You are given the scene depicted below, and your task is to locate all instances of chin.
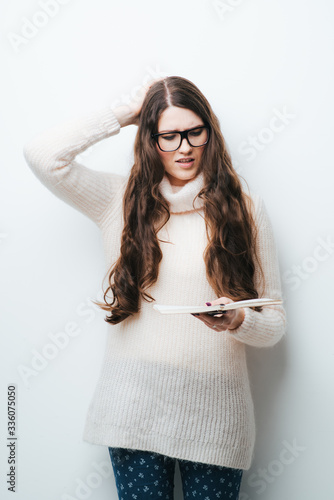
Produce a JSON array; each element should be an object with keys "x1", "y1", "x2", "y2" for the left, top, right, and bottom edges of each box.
[{"x1": 168, "y1": 170, "x2": 198, "y2": 187}]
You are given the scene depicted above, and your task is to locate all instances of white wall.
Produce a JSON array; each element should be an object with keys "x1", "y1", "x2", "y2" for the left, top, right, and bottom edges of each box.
[{"x1": 1, "y1": 0, "x2": 333, "y2": 498}]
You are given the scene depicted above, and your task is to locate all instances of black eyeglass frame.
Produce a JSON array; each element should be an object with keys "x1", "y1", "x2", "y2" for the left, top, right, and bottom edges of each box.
[{"x1": 151, "y1": 124, "x2": 210, "y2": 152}]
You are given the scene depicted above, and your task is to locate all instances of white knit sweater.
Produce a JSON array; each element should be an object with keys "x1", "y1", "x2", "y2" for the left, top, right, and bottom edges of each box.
[{"x1": 23, "y1": 105, "x2": 286, "y2": 470}]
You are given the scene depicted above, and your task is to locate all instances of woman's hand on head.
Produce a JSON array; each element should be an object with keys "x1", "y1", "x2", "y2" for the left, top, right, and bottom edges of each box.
[
  {"x1": 113, "y1": 77, "x2": 165, "y2": 127},
  {"x1": 129, "y1": 76, "x2": 165, "y2": 125},
  {"x1": 191, "y1": 296, "x2": 245, "y2": 333}
]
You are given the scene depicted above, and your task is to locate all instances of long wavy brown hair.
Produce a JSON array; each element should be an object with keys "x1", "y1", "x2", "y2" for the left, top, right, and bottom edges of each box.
[{"x1": 93, "y1": 76, "x2": 265, "y2": 324}]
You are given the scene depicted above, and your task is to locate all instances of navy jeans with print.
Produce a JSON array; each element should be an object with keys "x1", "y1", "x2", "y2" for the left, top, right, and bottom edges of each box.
[{"x1": 108, "y1": 447, "x2": 243, "y2": 500}]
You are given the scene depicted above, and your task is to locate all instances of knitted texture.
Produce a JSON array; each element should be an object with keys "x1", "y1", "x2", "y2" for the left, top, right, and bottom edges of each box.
[{"x1": 23, "y1": 105, "x2": 286, "y2": 470}]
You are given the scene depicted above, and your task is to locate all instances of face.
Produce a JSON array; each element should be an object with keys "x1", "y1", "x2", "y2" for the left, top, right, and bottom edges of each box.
[{"x1": 154, "y1": 106, "x2": 207, "y2": 187}]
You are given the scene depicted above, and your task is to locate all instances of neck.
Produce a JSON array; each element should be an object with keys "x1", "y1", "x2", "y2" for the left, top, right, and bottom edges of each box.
[{"x1": 158, "y1": 171, "x2": 205, "y2": 214}]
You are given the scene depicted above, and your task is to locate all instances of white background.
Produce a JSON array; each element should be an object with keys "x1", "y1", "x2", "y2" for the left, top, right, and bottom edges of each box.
[{"x1": 1, "y1": 0, "x2": 334, "y2": 498}]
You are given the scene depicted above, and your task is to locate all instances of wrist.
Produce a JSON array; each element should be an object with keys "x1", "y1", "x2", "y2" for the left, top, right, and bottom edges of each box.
[
  {"x1": 229, "y1": 308, "x2": 245, "y2": 331},
  {"x1": 112, "y1": 104, "x2": 136, "y2": 128}
]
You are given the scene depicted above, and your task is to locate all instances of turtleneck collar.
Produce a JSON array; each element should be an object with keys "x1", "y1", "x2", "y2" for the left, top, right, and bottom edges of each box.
[{"x1": 158, "y1": 171, "x2": 205, "y2": 214}]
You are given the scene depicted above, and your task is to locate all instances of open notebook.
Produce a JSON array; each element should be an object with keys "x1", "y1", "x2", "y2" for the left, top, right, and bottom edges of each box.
[{"x1": 153, "y1": 298, "x2": 283, "y2": 316}]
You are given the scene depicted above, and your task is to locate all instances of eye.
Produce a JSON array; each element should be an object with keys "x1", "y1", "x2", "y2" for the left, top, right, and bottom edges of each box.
[
  {"x1": 189, "y1": 128, "x2": 203, "y2": 137},
  {"x1": 162, "y1": 134, "x2": 177, "y2": 141}
]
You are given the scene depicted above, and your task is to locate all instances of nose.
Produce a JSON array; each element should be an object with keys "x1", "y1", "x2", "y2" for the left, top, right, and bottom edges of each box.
[{"x1": 178, "y1": 136, "x2": 192, "y2": 153}]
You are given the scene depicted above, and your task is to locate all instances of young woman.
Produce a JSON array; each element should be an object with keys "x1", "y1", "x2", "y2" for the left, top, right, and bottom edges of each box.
[{"x1": 23, "y1": 76, "x2": 286, "y2": 500}]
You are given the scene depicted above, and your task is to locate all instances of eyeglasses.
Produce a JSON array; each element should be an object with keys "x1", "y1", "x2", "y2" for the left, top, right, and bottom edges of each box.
[{"x1": 151, "y1": 125, "x2": 210, "y2": 152}]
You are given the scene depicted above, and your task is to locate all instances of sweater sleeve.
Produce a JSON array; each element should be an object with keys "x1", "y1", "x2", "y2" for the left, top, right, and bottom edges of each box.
[
  {"x1": 23, "y1": 106, "x2": 127, "y2": 226},
  {"x1": 227, "y1": 195, "x2": 287, "y2": 348}
]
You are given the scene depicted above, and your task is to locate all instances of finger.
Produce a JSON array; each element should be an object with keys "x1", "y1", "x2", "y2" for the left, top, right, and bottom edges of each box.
[
  {"x1": 210, "y1": 296, "x2": 233, "y2": 306},
  {"x1": 206, "y1": 311, "x2": 227, "y2": 317},
  {"x1": 204, "y1": 300, "x2": 229, "y2": 317},
  {"x1": 192, "y1": 314, "x2": 227, "y2": 331},
  {"x1": 201, "y1": 311, "x2": 228, "y2": 321},
  {"x1": 198, "y1": 314, "x2": 224, "y2": 328},
  {"x1": 191, "y1": 314, "x2": 212, "y2": 327}
]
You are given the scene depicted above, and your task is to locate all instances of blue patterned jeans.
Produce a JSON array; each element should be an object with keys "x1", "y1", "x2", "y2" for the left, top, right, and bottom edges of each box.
[{"x1": 108, "y1": 447, "x2": 243, "y2": 499}]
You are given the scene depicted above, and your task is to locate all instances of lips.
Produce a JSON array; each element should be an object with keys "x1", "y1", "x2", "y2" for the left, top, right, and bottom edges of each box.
[
  {"x1": 176, "y1": 158, "x2": 194, "y2": 163},
  {"x1": 176, "y1": 158, "x2": 195, "y2": 168}
]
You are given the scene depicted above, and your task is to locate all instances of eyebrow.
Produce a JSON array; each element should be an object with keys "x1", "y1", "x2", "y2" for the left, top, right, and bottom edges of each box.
[{"x1": 158, "y1": 124, "x2": 205, "y2": 133}]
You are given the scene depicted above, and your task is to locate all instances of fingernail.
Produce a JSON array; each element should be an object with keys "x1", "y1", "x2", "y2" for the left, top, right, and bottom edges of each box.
[{"x1": 205, "y1": 302, "x2": 211, "y2": 306}]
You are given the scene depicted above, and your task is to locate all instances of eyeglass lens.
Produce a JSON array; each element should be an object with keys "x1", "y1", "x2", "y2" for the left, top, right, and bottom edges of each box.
[{"x1": 158, "y1": 127, "x2": 209, "y2": 152}]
